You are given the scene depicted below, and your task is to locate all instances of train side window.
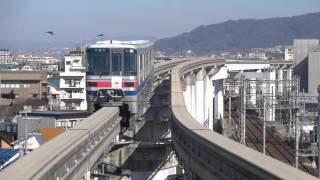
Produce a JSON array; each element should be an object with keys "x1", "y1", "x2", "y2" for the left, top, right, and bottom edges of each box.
[
  {"x1": 140, "y1": 54, "x2": 143, "y2": 71},
  {"x1": 140, "y1": 54, "x2": 144, "y2": 82}
]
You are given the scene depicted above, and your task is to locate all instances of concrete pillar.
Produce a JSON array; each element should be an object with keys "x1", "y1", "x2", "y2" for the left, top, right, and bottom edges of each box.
[
  {"x1": 207, "y1": 78, "x2": 214, "y2": 130},
  {"x1": 256, "y1": 69, "x2": 262, "y2": 117},
  {"x1": 249, "y1": 78, "x2": 256, "y2": 106},
  {"x1": 195, "y1": 70, "x2": 205, "y2": 125},
  {"x1": 278, "y1": 68, "x2": 283, "y2": 96},
  {"x1": 183, "y1": 76, "x2": 193, "y2": 113},
  {"x1": 214, "y1": 79, "x2": 224, "y2": 128},
  {"x1": 204, "y1": 75, "x2": 209, "y2": 127},
  {"x1": 287, "y1": 68, "x2": 292, "y2": 81},
  {"x1": 191, "y1": 75, "x2": 196, "y2": 118},
  {"x1": 287, "y1": 67, "x2": 292, "y2": 92},
  {"x1": 268, "y1": 69, "x2": 276, "y2": 121}
]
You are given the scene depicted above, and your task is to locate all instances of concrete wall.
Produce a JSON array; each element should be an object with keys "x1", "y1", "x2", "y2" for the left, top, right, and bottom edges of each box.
[
  {"x1": 294, "y1": 39, "x2": 319, "y2": 65},
  {"x1": 293, "y1": 39, "x2": 319, "y2": 92},
  {"x1": 308, "y1": 49, "x2": 320, "y2": 95}
]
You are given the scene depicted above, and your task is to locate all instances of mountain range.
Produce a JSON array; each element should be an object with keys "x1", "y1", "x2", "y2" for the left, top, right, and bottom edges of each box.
[{"x1": 154, "y1": 12, "x2": 320, "y2": 55}]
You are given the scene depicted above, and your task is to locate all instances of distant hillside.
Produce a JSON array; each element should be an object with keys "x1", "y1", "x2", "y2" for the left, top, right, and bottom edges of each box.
[{"x1": 154, "y1": 12, "x2": 320, "y2": 55}]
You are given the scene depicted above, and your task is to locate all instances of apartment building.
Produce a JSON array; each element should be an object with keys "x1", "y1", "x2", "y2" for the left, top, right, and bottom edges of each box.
[
  {"x1": 0, "y1": 71, "x2": 47, "y2": 106},
  {"x1": 0, "y1": 49, "x2": 12, "y2": 64},
  {"x1": 59, "y1": 50, "x2": 87, "y2": 110}
]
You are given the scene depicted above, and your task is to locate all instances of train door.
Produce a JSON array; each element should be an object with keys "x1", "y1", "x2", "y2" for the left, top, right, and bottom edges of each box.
[{"x1": 111, "y1": 49, "x2": 123, "y2": 89}]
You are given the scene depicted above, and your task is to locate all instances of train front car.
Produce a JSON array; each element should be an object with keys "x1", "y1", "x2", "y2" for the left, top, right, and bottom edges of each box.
[{"x1": 85, "y1": 40, "x2": 154, "y2": 122}]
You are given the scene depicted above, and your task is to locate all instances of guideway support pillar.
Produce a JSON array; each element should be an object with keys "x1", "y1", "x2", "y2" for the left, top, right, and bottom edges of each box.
[{"x1": 195, "y1": 70, "x2": 206, "y2": 125}]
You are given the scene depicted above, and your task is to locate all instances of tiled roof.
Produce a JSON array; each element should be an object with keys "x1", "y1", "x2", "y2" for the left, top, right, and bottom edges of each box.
[{"x1": 37, "y1": 128, "x2": 64, "y2": 142}]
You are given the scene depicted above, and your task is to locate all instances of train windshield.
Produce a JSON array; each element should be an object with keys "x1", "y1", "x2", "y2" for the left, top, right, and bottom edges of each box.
[
  {"x1": 86, "y1": 48, "x2": 110, "y2": 75},
  {"x1": 86, "y1": 48, "x2": 137, "y2": 76},
  {"x1": 124, "y1": 48, "x2": 137, "y2": 75}
]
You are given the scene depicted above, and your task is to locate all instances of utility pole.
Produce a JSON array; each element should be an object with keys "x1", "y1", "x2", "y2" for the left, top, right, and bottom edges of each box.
[
  {"x1": 20, "y1": 111, "x2": 40, "y2": 155},
  {"x1": 258, "y1": 86, "x2": 261, "y2": 118},
  {"x1": 317, "y1": 85, "x2": 320, "y2": 177},
  {"x1": 263, "y1": 96, "x2": 266, "y2": 154},
  {"x1": 243, "y1": 79, "x2": 246, "y2": 144},
  {"x1": 295, "y1": 111, "x2": 299, "y2": 169},
  {"x1": 24, "y1": 111, "x2": 28, "y2": 155},
  {"x1": 229, "y1": 81, "x2": 231, "y2": 126},
  {"x1": 271, "y1": 88, "x2": 274, "y2": 122},
  {"x1": 240, "y1": 76, "x2": 246, "y2": 144},
  {"x1": 0, "y1": 73, "x2": 2, "y2": 106}
]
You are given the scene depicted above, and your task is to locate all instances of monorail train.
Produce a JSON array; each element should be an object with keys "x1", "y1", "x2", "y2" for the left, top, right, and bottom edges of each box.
[{"x1": 85, "y1": 40, "x2": 154, "y2": 121}]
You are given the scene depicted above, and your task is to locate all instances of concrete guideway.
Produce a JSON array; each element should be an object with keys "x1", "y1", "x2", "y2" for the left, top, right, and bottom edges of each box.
[
  {"x1": 0, "y1": 57, "x2": 307, "y2": 180},
  {"x1": 169, "y1": 58, "x2": 317, "y2": 179},
  {"x1": 0, "y1": 107, "x2": 121, "y2": 180}
]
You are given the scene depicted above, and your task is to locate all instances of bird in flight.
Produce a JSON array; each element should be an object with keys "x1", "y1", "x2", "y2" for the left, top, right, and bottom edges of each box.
[
  {"x1": 97, "y1": 34, "x2": 104, "y2": 37},
  {"x1": 46, "y1": 31, "x2": 54, "y2": 35}
]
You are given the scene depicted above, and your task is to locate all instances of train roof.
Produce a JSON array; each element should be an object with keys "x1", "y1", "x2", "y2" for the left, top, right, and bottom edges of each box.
[{"x1": 87, "y1": 40, "x2": 153, "y2": 49}]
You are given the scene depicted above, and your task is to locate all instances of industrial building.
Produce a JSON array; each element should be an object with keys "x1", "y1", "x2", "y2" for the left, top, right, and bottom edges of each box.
[
  {"x1": 293, "y1": 39, "x2": 319, "y2": 93},
  {"x1": 308, "y1": 48, "x2": 320, "y2": 95}
]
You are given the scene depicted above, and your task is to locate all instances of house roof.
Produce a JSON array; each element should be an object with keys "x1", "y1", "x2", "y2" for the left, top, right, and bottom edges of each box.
[
  {"x1": 0, "y1": 137, "x2": 12, "y2": 145},
  {"x1": 28, "y1": 111, "x2": 89, "y2": 119},
  {"x1": 37, "y1": 128, "x2": 64, "y2": 142},
  {"x1": 0, "y1": 149, "x2": 19, "y2": 168}
]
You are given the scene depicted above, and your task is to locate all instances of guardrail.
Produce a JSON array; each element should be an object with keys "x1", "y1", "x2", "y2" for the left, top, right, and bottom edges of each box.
[
  {"x1": 170, "y1": 58, "x2": 317, "y2": 179},
  {"x1": 0, "y1": 107, "x2": 121, "y2": 180},
  {"x1": 154, "y1": 57, "x2": 214, "y2": 86}
]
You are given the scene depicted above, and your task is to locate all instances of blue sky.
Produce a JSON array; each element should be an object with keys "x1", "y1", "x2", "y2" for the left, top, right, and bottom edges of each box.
[{"x1": 1, "y1": 0, "x2": 320, "y2": 42}]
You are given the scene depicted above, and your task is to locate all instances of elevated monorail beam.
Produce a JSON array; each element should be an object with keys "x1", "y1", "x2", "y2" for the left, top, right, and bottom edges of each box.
[
  {"x1": 154, "y1": 58, "x2": 191, "y2": 79},
  {"x1": 170, "y1": 58, "x2": 317, "y2": 180},
  {"x1": 0, "y1": 107, "x2": 121, "y2": 180}
]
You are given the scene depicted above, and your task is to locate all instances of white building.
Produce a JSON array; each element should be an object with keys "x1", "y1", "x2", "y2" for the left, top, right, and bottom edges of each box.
[
  {"x1": 285, "y1": 48, "x2": 293, "y2": 61},
  {"x1": 248, "y1": 52, "x2": 267, "y2": 60},
  {"x1": 0, "y1": 49, "x2": 12, "y2": 64},
  {"x1": 59, "y1": 50, "x2": 87, "y2": 110},
  {"x1": 13, "y1": 55, "x2": 59, "y2": 71},
  {"x1": 47, "y1": 84, "x2": 61, "y2": 110}
]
